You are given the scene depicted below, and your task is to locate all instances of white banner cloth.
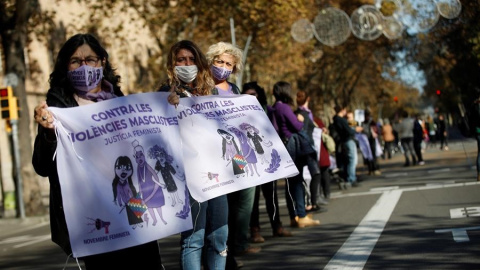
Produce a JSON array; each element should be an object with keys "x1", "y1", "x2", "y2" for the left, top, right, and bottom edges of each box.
[
  {"x1": 49, "y1": 92, "x2": 298, "y2": 257},
  {"x1": 50, "y1": 92, "x2": 192, "y2": 257},
  {"x1": 176, "y1": 94, "x2": 298, "y2": 202}
]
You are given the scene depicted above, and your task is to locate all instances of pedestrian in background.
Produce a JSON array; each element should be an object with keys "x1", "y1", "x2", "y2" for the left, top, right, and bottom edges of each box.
[
  {"x1": 413, "y1": 114, "x2": 426, "y2": 165},
  {"x1": 468, "y1": 94, "x2": 480, "y2": 181},
  {"x1": 295, "y1": 90, "x2": 328, "y2": 212},
  {"x1": 382, "y1": 118, "x2": 395, "y2": 159},
  {"x1": 32, "y1": 33, "x2": 163, "y2": 269},
  {"x1": 361, "y1": 110, "x2": 381, "y2": 176},
  {"x1": 395, "y1": 111, "x2": 417, "y2": 167},
  {"x1": 333, "y1": 106, "x2": 362, "y2": 187},
  {"x1": 437, "y1": 114, "x2": 449, "y2": 151}
]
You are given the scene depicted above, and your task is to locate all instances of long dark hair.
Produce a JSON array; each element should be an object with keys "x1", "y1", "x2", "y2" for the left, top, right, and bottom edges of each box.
[
  {"x1": 273, "y1": 81, "x2": 294, "y2": 106},
  {"x1": 164, "y1": 40, "x2": 214, "y2": 96},
  {"x1": 242, "y1": 81, "x2": 268, "y2": 108},
  {"x1": 112, "y1": 156, "x2": 137, "y2": 201},
  {"x1": 48, "y1": 33, "x2": 122, "y2": 105}
]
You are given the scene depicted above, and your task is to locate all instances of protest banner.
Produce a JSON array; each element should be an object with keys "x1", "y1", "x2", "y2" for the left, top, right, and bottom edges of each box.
[
  {"x1": 49, "y1": 92, "x2": 298, "y2": 256},
  {"x1": 176, "y1": 94, "x2": 298, "y2": 202},
  {"x1": 49, "y1": 92, "x2": 191, "y2": 257}
]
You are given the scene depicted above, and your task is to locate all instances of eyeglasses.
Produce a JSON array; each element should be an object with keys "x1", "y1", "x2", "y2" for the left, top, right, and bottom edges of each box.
[{"x1": 69, "y1": 56, "x2": 101, "y2": 68}]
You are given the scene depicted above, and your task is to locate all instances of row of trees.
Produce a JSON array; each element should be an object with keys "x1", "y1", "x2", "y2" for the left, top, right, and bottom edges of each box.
[{"x1": 1, "y1": 0, "x2": 479, "y2": 215}]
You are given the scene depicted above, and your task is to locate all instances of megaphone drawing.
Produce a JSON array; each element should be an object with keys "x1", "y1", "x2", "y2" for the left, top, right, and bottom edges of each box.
[{"x1": 95, "y1": 218, "x2": 110, "y2": 234}]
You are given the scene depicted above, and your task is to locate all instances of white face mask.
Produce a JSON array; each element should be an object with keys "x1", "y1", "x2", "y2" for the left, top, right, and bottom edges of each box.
[{"x1": 175, "y1": 65, "x2": 198, "y2": 83}]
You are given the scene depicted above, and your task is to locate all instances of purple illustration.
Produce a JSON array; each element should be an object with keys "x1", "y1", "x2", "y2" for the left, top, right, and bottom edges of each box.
[
  {"x1": 112, "y1": 156, "x2": 145, "y2": 229},
  {"x1": 148, "y1": 144, "x2": 185, "y2": 207},
  {"x1": 132, "y1": 140, "x2": 167, "y2": 226}
]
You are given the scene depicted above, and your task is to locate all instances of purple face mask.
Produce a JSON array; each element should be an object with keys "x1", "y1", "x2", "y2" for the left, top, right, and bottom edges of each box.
[
  {"x1": 211, "y1": 65, "x2": 233, "y2": 81},
  {"x1": 67, "y1": 65, "x2": 103, "y2": 94}
]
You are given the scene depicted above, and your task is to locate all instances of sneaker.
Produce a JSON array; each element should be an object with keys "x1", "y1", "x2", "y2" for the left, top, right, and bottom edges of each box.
[
  {"x1": 418, "y1": 161, "x2": 425, "y2": 165},
  {"x1": 296, "y1": 216, "x2": 321, "y2": 228},
  {"x1": 373, "y1": 170, "x2": 382, "y2": 176},
  {"x1": 351, "y1": 181, "x2": 361, "y2": 187}
]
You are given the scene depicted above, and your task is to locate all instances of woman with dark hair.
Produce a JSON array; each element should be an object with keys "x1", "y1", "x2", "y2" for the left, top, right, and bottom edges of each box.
[
  {"x1": 271, "y1": 81, "x2": 321, "y2": 228},
  {"x1": 112, "y1": 156, "x2": 144, "y2": 229},
  {"x1": 160, "y1": 40, "x2": 229, "y2": 270},
  {"x1": 32, "y1": 33, "x2": 162, "y2": 269},
  {"x1": 244, "y1": 82, "x2": 293, "y2": 245}
]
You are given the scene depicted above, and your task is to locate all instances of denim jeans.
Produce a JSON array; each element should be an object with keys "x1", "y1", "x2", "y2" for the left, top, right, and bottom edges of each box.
[
  {"x1": 180, "y1": 194, "x2": 228, "y2": 270},
  {"x1": 227, "y1": 187, "x2": 255, "y2": 254},
  {"x1": 344, "y1": 139, "x2": 358, "y2": 183},
  {"x1": 286, "y1": 157, "x2": 308, "y2": 219},
  {"x1": 400, "y1": 137, "x2": 417, "y2": 165}
]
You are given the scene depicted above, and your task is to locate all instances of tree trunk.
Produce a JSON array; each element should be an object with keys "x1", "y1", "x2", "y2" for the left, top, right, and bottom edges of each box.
[{"x1": 1, "y1": 0, "x2": 46, "y2": 216}]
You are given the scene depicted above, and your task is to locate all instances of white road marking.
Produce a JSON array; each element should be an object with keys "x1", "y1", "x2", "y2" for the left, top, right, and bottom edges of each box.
[
  {"x1": 428, "y1": 168, "x2": 450, "y2": 174},
  {"x1": 450, "y1": 207, "x2": 480, "y2": 218},
  {"x1": 13, "y1": 235, "x2": 51, "y2": 248},
  {"x1": 369, "y1": 186, "x2": 399, "y2": 192},
  {"x1": 435, "y1": 226, "x2": 480, "y2": 242},
  {"x1": 384, "y1": 173, "x2": 408, "y2": 178},
  {"x1": 324, "y1": 189, "x2": 403, "y2": 270}
]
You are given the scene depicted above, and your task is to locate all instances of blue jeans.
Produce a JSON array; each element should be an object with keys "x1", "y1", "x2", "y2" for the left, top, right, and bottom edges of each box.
[
  {"x1": 227, "y1": 187, "x2": 255, "y2": 254},
  {"x1": 344, "y1": 139, "x2": 358, "y2": 183},
  {"x1": 180, "y1": 194, "x2": 228, "y2": 270},
  {"x1": 286, "y1": 156, "x2": 308, "y2": 219}
]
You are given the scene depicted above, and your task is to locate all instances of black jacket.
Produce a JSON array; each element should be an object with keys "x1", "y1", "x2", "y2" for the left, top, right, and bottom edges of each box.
[{"x1": 32, "y1": 88, "x2": 78, "y2": 255}]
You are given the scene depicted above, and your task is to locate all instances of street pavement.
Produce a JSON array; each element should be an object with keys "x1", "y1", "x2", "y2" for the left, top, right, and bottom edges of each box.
[{"x1": 0, "y1": 138, "x2": 478, "y2": 269}]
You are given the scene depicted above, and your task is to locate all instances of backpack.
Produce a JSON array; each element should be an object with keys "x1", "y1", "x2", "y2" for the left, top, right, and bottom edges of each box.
[{"x1": 321, "y1": 133, "x2": 336, "y2": 154}]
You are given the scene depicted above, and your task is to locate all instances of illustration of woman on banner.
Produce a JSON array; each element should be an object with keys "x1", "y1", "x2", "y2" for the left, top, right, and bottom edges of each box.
[
  {"x1": 240, "y1": 122, "x2": 273, "y2": 166},
  {"x1": 227, "y1": 125, "x2": 260, "y2": 177},
  {"x1": 112, "y1": 156, "x2": 144, "y2": 229},
  {"x1": 132, "y1": 140, "x2": 168, "y2": 226},
  {"x1": 148, "y1": 144, "x2": 185, "y2": 207},
  {"x1": 218, "y1": 128, "x2": 247, "y2": 177}
]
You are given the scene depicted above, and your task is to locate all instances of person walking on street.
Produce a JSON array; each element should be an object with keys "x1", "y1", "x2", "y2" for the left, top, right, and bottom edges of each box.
[
  {"x1": 382, "y1": 118, "x2": 395, "y2": 159},
  {"x1": 437, "y1": 114, "x2": 449, "y2": 151},
  {"x1": 395, "y1": 111, "x2": 417, "y2": 167}
]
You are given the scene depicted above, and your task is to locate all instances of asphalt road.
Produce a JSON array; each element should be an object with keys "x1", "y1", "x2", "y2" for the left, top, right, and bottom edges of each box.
[{"x1": 1, "y1": 139, "x2": 479, "y2": 269}]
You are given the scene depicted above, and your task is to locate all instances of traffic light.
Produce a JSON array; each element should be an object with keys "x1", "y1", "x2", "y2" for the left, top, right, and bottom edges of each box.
[
  {"x1": 436, "y1": 89, "x2": 441, "y2": 96},
  {"x1": 394, "y1": 96, "x2": 398, "y2": 103},
  {"x1": 0, "y1": 86, "x2": 18, "y2": 120}
]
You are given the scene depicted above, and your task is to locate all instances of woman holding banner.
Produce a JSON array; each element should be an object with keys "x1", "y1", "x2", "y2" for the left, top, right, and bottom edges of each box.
[
  {"x1": 159, "y1": 40, "x2": 229, "y2": 270},
  {"x1": 32, "y1": 33, "x2": 162, "y2": 269},
  {"x1": 206, "y1": 41, "x2": 262, "y2": 269}
]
